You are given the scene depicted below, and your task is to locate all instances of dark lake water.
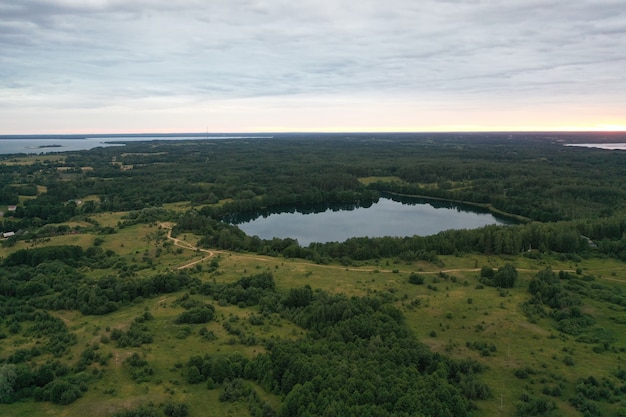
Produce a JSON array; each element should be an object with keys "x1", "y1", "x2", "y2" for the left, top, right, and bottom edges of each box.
[{"x1": 230, "y1": 195, "x2": 516, "y2": 246}]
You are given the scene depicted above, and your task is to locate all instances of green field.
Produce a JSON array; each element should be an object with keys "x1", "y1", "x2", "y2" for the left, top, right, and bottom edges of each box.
[
  {"x1": 2, "y1": 135, "x2": 626, "y2": 416},
  {"x1": 2, "y1": 223, "x2": 625, "y2": 416}
]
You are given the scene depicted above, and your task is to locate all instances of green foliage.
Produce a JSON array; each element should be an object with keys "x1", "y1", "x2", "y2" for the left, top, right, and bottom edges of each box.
[
  {"x1": 111, "y1": 402, "x2": 189, "y2": 417},
  {"x1": 4, "y1": 245, "x2": 84, "y2": 267},
  {"x1": 121, "y1": 354, "x2": 154, "y2": 383},
  {"x1": 514, "y1": 367, "x2": 537, "y2": 380},
  {"x1": 0, "y1": 364, "x2": 17, "y2": 403},
  {"x1": 199, "y1": 272, "x2": 276, "y2": 308},
  {"x1": 281, "y1": 285, "x2": 313, "y2": 309},
  {"x1": 218, "y1": 378, "x2": 253, "y2": 402},
  {"x1": 568, "y1": 375, "x2": 620, "y2": 416},
  {"x1": 516, "y1": 393, "x2": 556, "y2": 416},
  {"x1": 523, "y1": 268, "x2": 600, "y2": 338},
  {"x1": 247, "y1": 289, "x2": 490, "y2": 416},
  {"x1": 44, "y1": 379, "x2": 83, "y2": 405},
  {"x1": 480, "y1": 266, "x2": 494, "y2": 279},
  {"x1": 466, "y1": 340, "x2": 497, "y2": 357},
  {"x1": 0, "y1": 260, "x2": 195, "y2": 315},
  {"x1": 0, "y1": 184, "x2": 19, "y2": 205},
  {"x1": 5, "y1": 135, "x2": 626, "y2": 416},
  {"x1": 480, "y1": 263, "x2": 517, "y2": 288},
  {"x1": 184, "y1": 352, "x2": 250, "y2": 385},
  {"x1": 111, "y1": 319, "x2": 154, "y2": 348},
  {"x1": 0, "y1": 310, "x2": 77, "y2": 364},
  {"x1": 174, "y1": 304, "x2": 215, "y2": 324},
  {"x1": 7, "y1": 136, "x2": 626, "y2": 261},
  {"x1": 408, "y1": 273, "x2": 425, "y2": 285}
]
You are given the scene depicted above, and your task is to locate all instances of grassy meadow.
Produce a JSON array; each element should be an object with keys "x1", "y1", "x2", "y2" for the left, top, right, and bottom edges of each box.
[{"x1": 1, "y1": 219, "x2": 626, "y2": 417}]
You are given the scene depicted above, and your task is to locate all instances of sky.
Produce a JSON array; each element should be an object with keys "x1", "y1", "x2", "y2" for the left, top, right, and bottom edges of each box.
[{"x1": 1, "y1": 0, "x2": 625, "y2": 134}]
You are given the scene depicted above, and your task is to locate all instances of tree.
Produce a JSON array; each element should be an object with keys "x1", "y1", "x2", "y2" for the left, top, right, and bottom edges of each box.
[
  {"x1": 186, "y1": 366, "x2": 203, "y2": 384},
  {"x1": 0, "y1": 364, "x2": 17, "y2": 403},
  {"x1": 46, "y1": 379, "x2": 81, "y2": 404},
  {"x1": 480, "y1": 264, "x2": 517, "y2": 288},
  {"x1": 494, "y1": 264, "x2": 518, "y2": 288},
  {"x1": 480, "y1": 266, "x2": 494, "y2": 279},
  {"x1": 409, "y1": 273, "x2": 425, "y2": 285}
]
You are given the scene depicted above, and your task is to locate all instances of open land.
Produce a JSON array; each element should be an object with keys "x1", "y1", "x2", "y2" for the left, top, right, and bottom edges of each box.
[{"x1": 2, "y1": 133, "x2": 626, "y2": 417}]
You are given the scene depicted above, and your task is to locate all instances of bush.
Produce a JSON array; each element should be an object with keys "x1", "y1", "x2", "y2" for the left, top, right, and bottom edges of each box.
[
  {"x1": 516, "y1": 394, "x2": 556, "y2": 416},
  {"x1": 45, "y1": 379, "x2": 82, "y2": 405},
  {"x1": 408, "y1": 273, "x2": 424, "y2": 285},
  {"x1": 175, "y1": 305, "x2": 215, "y2": 324},
  {"x1": 514, "y1": 367, "x2": 536, "y2": 379}
]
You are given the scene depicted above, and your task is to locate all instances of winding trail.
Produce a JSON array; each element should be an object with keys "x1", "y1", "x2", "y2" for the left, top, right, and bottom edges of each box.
[
  {"x1": 159, "y1": 223, "x2": 626, "y2": 283},
  {"x1": 160, "y1": 223, "x2": 482, "y2": 274},
  {"x1": 160, "y1": 223, "x2": 219, "y2": 269}
]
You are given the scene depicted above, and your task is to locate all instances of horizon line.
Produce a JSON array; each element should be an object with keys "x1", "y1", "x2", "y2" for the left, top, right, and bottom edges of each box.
[{"x1": 1, "y1": 129, "x2": 626, "y2": 138}]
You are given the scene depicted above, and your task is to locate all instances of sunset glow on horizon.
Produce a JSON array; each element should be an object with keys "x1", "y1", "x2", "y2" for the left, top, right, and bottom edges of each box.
[{"x1": 1, "y1": 1, "x2": 625, "y2": 135}]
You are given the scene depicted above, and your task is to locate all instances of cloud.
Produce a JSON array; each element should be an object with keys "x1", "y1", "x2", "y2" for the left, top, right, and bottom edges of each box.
[{"x1": 1, "y1": 0, "x2": 625, "y2": 132}]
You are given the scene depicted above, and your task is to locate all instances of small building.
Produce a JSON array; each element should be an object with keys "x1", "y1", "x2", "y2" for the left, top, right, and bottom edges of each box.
[
  {"x1": 2, "y1": 231, "x2": 15, "y2": 238},
  {"x1": 7, "y1": 205, "x2": 17, "y2": 211}
]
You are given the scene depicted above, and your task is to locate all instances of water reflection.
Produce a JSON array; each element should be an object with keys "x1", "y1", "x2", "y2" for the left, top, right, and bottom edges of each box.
[{"x1": 229, "y1": 194, "x2": 515, "y2": 246}]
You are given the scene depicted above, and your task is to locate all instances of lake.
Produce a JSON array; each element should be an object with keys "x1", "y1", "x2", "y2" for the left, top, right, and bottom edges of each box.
[
  {"x1": 0, "y1": 135, "x2": 272, "y2": 155},
  {"x1": 0, "y1": 138, "x2": 125, "y2": 155},
  {"x1": 565, "y1": 143, "x2": 626, "y2": 150},
  {"x1": 230, "y1": 195, "x2": 516, "y2": 246}
]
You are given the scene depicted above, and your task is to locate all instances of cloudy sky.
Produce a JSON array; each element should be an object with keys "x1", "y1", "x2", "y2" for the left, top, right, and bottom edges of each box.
[{"x1": 1, "y1": 0, "x2": 625, "y2": 134}]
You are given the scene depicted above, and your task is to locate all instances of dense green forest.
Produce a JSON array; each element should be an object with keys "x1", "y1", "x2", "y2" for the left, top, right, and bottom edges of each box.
[
  {"x1": 1, "y1": 132, "x2": 626, "y2": 417},
  {"x1": 5, "y1": 133, "x2": 626, "y2": 256}
]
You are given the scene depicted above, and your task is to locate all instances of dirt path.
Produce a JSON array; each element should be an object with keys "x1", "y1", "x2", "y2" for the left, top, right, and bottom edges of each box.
[
  {"x1": 160, "y1": 223, "x2": 221, "y2": 269},
  {"x1": 159, "y1": 223, "x2": 626, "y2": 283}
]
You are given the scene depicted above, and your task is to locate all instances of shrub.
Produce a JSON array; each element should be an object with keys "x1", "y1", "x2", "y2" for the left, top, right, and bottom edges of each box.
[
  {"x1": 175, "y1": 305, "x2": 215, "y2": 324},
  {"x1": 408, "y1": 273, "x2": 424, "y2": 285}
]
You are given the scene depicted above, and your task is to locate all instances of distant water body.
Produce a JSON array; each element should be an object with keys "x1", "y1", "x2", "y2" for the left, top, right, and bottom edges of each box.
[
  {"x1": 0, "y1": 134, "x2": 272, "y2": 155},
  {"x1": 0, "y1": 138, "x2": 123, "y2": 155},
  {"x1": 566, "y1": 143, "x2": 626, "y2": 150}
]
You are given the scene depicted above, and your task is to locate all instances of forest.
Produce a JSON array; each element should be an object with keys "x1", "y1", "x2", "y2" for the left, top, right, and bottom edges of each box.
[{"x1": 1, "y1": 132, "x2": 626, "y2": 417}]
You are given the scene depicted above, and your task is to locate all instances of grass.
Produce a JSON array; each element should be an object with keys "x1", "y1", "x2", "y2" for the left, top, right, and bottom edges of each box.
[
  {"x1": 1, "y1": 282, "x2": 294, "y2": 417},
  {"x1": 162, "y1": 201, "x2": 197, "y2": 212},
  {"x1": 2, "y1": 221, "x2": 626, "y2": 416},
  {"x1": 0, "y1": 155, "x2": 66, "y2": 166},
  {"x1": 357, "y1": 176, "x2": 407, "y2": 185}
]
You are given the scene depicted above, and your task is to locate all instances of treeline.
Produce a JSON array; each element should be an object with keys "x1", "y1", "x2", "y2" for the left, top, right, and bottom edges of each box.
[
  {"x1": 172, "y1": 210, "x2": 626, "y2": 263},
  {"x1": 204, "y1": 189, "x2": 379, "y2": 220},
  {"x1": 1, "y1": 245, "x2": 196, "y2": 314},
  {"x1": 4, "y1": 245, "x2": 85, "y2": 267}
]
